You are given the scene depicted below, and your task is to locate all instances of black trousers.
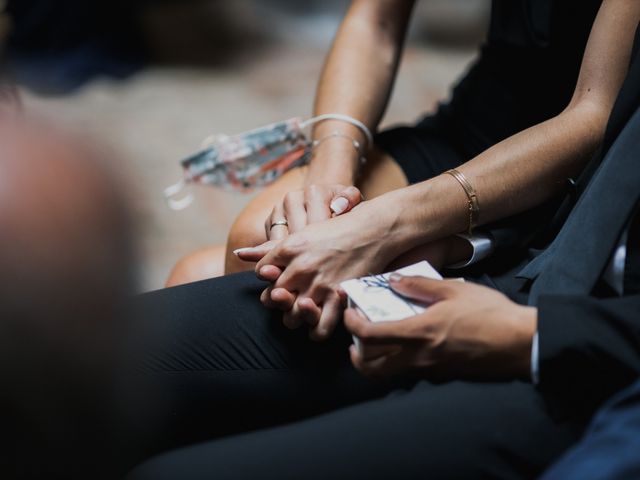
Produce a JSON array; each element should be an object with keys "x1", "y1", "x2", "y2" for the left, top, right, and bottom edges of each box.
[{"x1": 127, "y1": 272, "x2": 584, "y2": 479}]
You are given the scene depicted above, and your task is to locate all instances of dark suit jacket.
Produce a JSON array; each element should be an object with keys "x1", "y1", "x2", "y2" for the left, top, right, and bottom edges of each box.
[{"x1": 540, "y1": 378, "x2": 640, "y2": 479}]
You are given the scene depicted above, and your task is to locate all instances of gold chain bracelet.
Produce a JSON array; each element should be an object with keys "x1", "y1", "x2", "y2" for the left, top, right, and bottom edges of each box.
[{"x1": 444, "y1": 169, "x2": 479, "y2": 235}]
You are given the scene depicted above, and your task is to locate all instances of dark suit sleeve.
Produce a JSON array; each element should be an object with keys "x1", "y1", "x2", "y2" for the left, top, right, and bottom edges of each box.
[{"x1": 536, "y1": 293, "x2": 640, "y2": 416}]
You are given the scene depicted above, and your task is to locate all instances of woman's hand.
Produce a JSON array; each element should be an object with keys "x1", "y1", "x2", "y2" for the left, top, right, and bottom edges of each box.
[
  {"x1": 345, "y1": 275, "x2": 536, "y2": 380},
  {"x1": 265, "y1": 184, "x2": 363, "y2": 241}
]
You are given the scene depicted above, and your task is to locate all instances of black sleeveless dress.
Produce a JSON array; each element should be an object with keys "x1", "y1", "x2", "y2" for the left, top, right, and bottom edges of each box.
[{"x1": 376, "y1": 0, "x2": 603, "y2": 183}]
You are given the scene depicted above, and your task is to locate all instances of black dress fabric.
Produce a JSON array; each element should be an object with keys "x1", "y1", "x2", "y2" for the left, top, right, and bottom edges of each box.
[{"x1": 376, "y1": 0, "x2": 602, "y2": 183}]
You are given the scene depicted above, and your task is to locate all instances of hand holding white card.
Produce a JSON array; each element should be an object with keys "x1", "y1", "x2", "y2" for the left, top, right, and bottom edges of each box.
[{"x1": 340, "y1": 261, "x2": 443, "y2": 357}]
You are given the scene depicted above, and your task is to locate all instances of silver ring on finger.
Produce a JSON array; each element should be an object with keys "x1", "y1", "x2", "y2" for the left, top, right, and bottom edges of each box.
[{"x1": 270, "y1": 220, "x2": 289, "y2": 230}]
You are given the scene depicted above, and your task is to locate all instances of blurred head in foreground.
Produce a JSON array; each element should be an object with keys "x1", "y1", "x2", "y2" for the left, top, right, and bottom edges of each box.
[{"x1": 0, "y1": 116, "x2": 139, "y2": 478}]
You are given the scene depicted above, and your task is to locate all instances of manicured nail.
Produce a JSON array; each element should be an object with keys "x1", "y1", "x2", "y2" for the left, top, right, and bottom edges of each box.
[
  {"x1": 233, "y1": 247, "x2": 254, "y2": 256},
  {"x1": 388, "y1": 272, "x2": 403, "y2": 283},
  {"x1": 330, "y1": 197, "x2": 349, "y2": 215}
]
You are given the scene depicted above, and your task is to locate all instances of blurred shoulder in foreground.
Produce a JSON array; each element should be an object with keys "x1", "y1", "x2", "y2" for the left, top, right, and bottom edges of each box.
[{"x1": 0, "y1": 116, "x2": 148, "y2": 479}]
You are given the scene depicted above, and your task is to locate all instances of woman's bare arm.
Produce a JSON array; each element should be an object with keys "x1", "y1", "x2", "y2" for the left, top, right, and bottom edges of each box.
[{"x1": 306, "y1": 0, "x2": 415, "y2": 185}]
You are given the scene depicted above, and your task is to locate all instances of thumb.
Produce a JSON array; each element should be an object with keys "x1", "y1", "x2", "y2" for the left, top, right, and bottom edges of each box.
[
  {"x1": 330, "y1": 186, "x2": 363, "y2": 215},
  {"x1": 388, "y1": 274, "x2": 458, "y2": 303},
  {"x1": 233, "y1": 240, "x2": 277, "y2": 262}
]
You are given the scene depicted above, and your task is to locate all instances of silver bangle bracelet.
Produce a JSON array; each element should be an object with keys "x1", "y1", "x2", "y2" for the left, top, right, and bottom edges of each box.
[
  {"x1": 312, "y1": 131, "x2": 366, "y2": 165},
  {"x1": 301, "y1": 113, "x2": 374, "y2": 148}
]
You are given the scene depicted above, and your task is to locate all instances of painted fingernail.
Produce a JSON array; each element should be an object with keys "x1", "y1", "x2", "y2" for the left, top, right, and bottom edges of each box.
[
  {"x1": 389, "y1": 272, "x2": 403, "y2": 283},
  {"x1": 330, "y1": 197, "x2": 349, "y2": 215},
  {"x1": 233, "y1": 247, "x2": 253, "y2": 256}
]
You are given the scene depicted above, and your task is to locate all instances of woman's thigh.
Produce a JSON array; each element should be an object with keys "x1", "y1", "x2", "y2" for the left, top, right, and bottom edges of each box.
[{"x1": 128, "y1": 379, "x2": 582, "y2": 480}]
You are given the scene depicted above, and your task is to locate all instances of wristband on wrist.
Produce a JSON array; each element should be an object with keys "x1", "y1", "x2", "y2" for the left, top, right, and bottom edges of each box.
[
  {"x1": 444, "y1": 168, "x2": 480, "y2": 235},
  {"x1": 301, "y1": 113, "x2": 374, "y2": 149},
  {"x1": 312, "y1": 131, "x2": 366, "y2": 165}
]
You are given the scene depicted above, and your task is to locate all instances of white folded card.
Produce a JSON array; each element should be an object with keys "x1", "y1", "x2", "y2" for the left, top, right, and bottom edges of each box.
[
  {"x1": 340, "y1": 260, "x2": 442, "y2": 323},
  {"x1": 340, "y1": 261, "x2": 443, "y2": 356}
]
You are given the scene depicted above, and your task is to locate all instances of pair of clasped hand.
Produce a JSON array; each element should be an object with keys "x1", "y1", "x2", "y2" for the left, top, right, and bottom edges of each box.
[
  {"x1": 234, "y1": 183, "x2": 373, "y2": 338},
  {"x1": 235, "y1": 184, "x2": 536, "y2": 380}
]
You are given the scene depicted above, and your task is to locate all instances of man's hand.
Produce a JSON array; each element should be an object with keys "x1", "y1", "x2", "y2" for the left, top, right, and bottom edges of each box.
[
  {"x1": 345, "y1": 275, "x2": 537, "y2": 380},
  {"x1": 265, "y1": 184, "x2": 363, "y2": 241}
]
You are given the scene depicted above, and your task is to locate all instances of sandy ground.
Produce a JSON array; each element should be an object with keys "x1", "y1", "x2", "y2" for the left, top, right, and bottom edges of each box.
[{"x1": 20, "y1": 40, "x2": 477, "y2": 291}]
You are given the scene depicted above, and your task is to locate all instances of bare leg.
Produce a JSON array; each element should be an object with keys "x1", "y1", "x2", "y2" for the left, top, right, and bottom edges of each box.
[{"x1": 165, "y1": 245, "x2": 226, "y2": 288}]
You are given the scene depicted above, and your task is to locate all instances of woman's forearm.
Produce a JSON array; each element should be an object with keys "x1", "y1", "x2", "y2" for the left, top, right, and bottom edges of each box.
[
  {"x1": 383, "y1": 102, "x2": 608, "y2": 253},
  {"x1": 306, "y1": 0, "x2": 415, "y2": 185}
]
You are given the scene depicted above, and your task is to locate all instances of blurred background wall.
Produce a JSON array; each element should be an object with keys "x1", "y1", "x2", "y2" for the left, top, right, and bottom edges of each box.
[{"x1": 1, "y1": 0, "x2": 489, "y2": 291}]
